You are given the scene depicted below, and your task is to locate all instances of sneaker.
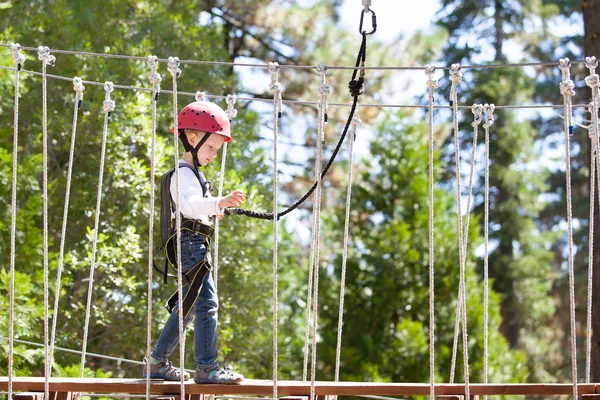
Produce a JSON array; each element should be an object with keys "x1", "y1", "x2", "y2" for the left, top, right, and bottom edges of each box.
[
  {"x1": 142, "y1": 357, "x2": 190, "y2": 381},
  {"x1": 194, "y1": 364, "x2": 244, "y2": 384}
]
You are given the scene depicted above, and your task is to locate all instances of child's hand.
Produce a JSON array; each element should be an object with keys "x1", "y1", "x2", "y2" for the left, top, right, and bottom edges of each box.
[
  {"x1": 216, "y1": 213, "x2": 224, "y2": 220},
  {"x1": 219, "y1": 190, "x2": 246, "y2": 208}
]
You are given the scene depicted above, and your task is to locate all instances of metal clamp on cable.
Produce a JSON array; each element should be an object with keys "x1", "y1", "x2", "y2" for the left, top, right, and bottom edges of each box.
[{"x1": 359, "y1": 1, "x2": 377, "y2": 35}]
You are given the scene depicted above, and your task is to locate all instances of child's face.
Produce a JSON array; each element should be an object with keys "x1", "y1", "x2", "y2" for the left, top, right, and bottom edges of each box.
[{"x1": 188, "y1": 130, "x2": 226, "y2": 166}]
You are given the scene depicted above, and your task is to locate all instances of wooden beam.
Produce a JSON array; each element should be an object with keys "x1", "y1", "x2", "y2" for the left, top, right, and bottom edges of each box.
[{"x1": 0, "y1": 378, "x2": 597, "y2": 397}]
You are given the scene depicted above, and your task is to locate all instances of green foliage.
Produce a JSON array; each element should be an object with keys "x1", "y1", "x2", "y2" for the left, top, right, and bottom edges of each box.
[{"x1": 317, "y1": 110, "x2": 527, "y2": 386}]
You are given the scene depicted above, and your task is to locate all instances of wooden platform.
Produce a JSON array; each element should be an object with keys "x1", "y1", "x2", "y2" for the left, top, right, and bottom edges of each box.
[{"x1": 1, "y1": 377, "x2": 598, "y2": 397}]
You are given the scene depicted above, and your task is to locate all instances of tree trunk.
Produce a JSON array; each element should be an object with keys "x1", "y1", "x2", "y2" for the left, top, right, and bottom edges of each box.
[{"x1": 584, "y1": 0, "x2": 600, "y2": 383}]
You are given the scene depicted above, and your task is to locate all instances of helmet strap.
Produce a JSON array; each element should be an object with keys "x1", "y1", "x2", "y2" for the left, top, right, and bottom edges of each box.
[{"x1": 179, "y1": 130, "x2": 211, "y2": 168}]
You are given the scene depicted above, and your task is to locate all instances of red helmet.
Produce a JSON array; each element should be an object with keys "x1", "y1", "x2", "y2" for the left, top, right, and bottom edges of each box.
[{"x1": 175, "y1": 101, "x2": 232, "y2": 142}]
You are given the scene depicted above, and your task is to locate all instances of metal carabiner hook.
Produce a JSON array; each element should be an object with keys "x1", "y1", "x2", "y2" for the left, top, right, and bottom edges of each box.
[{"x1": 359, "y1": 8, "x2": 377, "y2": 36}]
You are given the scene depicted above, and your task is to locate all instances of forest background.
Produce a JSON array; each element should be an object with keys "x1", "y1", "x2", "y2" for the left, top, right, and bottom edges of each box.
[{"x1": 1, "y1": 0, "x2": 599, "y2": 392}]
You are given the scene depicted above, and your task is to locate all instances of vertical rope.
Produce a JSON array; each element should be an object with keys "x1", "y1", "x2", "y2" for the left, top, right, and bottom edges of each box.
[
  {"x1": 268, "y1": 61, "x2": 282, "y2": 400},
  {"x1": 309, "y1": 64, "x2": 329, "y2": 400},
  {"x1": 145, "y1": 55, "x2": 161, "y2": 400},
  {"x1": 448, "y1": 63, "x2": 470, "y2": 398},
  {"x1": 482, "y1": 104, "x2": 495, "y2": 400},
  {"x1": 50, "y1": 77, "x2": 84, "y2": 373},
  {"x1": 80, "y1": 81, "x2": 114, "y2": 377},
  {"x1": 37, "y1": 45, "x2": 55, "y2": 399},
  {"x1": 425, "y1": 64, "x2": 437, "y2": 400},
  {"x1": 334, "y1": 112, "x2": 360, "y2": 383},
  {"x1": 167, "y1": 56, "x2": 186, "y2": 398},
  {"x1": 585, "y1": 56, "x2": 600, "y2": 383},
  {"x1": 8, "y1": 42, "x2": 24, "y2": 400},
  {"x1": 213, "y1": 94, "x2": 236, "y2": 292},
  {"x1": 558, "y1": 57, "x2": 578, "y2": 400},
  {"x1": 302, "y1": 208, "x2": 316, "y2": 381}
]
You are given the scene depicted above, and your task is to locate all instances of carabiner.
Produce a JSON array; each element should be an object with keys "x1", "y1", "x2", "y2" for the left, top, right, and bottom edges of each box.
[{"x1": 359, "y1": 8, "x2": 377, "y2": 36}]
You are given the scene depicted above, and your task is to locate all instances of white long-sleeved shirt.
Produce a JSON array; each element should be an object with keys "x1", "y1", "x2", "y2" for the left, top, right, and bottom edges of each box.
[{"x1": 169, "y1": 161, "x2": 222, "y2": 226}]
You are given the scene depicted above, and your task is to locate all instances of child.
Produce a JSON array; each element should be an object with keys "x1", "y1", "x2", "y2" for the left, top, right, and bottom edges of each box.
[{"x1": 143, "y1": 101, "x2": 246, "y2": 384}]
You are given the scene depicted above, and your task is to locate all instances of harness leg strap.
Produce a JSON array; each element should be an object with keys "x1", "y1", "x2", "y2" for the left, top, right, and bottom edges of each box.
[{"x1": 166, "y1": 260, "x2": 212, "y2": 319}]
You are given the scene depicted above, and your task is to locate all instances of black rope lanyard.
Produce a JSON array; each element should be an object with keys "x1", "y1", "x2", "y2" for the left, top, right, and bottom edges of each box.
[{"x1": 225, "y1": 9, "x2": 376, "y2": 220}]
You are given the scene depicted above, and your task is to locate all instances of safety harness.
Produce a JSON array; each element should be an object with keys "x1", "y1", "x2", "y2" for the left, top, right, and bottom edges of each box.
[{"x1": 155, "y1": 161, "x2": 215, "y2": 318}]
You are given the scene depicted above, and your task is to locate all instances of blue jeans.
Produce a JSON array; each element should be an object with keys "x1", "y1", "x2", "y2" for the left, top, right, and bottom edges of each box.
[{"x1": 151, "y1": 230, "x2": 218, "y2": 368}]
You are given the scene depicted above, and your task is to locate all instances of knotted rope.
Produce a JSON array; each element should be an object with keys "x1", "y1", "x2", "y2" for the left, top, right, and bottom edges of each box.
[
  {"x1": 7, "y1": 42, "x2": 23, "y2": 400},
  {"x1": 167, "y1": 55, "x2": 187, "y2": 398},
  {"x1": 482, "y1": 103, "x2": 495, "y2": 400},
  {"x1": 50, "y1": 76, "x2": 84, "y2": 376},
  {"x1": 584, "y1": 56, "x2": 599, "y2": 384},
  {"x1": 425, "y1": 63, "x2": 437, "y2": 400},
  {"x1": 38, "y1": 44, "x2": 56, "y2": 399},
  {"x1": 213, "y1": 93, "x2": 236, "y2": 292},
  {"x1": 448, "y1": 64, "x2": 471, "y2": 400},
  {"x1": 81, "y1": 81, "x2": 113, "y2": 378},
  {"x1": 559, "y1": 57, "x2": 578, "y2": 400},
  {"x1": 145, "y1": 55, "x2": 161, "y2": 400}
]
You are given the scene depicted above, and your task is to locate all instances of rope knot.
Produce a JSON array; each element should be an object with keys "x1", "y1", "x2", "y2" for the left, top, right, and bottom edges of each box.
[
  {"x1": 585, "y1": 74, "x2": 600, "y2": 90},
  {"x1": 37, "y1": 46, "x2": 56, "y2": 67},
  {"x1": 225, "y1": 94, "x2": 237, "y2": 119},
  {"x1": 560, "y1": 80, "x2": 575, "y2": 97},
  {"x1": 586, "y1": 56, "x2": 598, "y2": 70},
  {"x1": 103, "y1": 81, "x2": 115, "y2": 113},
  {"x1": 559, "y1": 57, "x2": 572, "y2": 82},
  {"x1": 316, "y1": 63, "x2": 328, "y2": 75},
  {"x1": 167, "y1": 56, "x2": 181, "y2": 78},
  {"x1": 351, "y1": 113, "x2": 362, "y2": 128},
  {"x1": 195, "y1": 91, "x2": 207, "y2": 102},
  {"x1": 268, "y1": 61, "x2": 280, "y2": 74},
  {"x1": 147, "y1": 55, "x2": 159, "y2": 68},
  {"x1": 348, "y1": 77, "x2": 365, "y2": 97},
  {"x1": 148, "y1": 72, "x2": 162, "y2": 86},
  {"x1": 471, "y1": 104, "x2": 483, "y2": 127},
  {"x1": 483, "y1": 103, "x2": 495, "y2": 128},
  {"x1": 10, "y1": 43, "x2": 24, "y2": 69},
  {"x1": 73, "y1": 76, "x2": 85, "y2": 93},
  {"x1": 425, "y1": 64, "x2": 438, "y2": 90},
  {"x1": 268, "y1": 62, "x2": 282, "y2": 93},
  {"x1": 449, "y1": 63, "x2": 463, "y2": 84}
]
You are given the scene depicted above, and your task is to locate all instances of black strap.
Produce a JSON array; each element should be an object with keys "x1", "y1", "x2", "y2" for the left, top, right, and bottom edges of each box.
[
  {"x1": 166, "y1": 259, "x2": 212, "y2": 319},
  {"x1": 156, "y1": 161, "x2": 212, "y2": 284}
]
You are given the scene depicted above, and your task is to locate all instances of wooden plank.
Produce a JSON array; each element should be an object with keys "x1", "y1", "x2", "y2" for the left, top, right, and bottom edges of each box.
[
  {"x1": 0, "y1": 378, "x2": 597, "y2": 397},
  {"x1": 50, "y1": 393, "x2": 80, "y2": 400},
  {"x1": 13, "y1": 392, "x2": 45, "y2": 400}
]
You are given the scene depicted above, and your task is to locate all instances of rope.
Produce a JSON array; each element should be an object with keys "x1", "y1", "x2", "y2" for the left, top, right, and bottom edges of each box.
[
  {"x1": 1, "y1": 43, "x2": 591, "y2": 71},
  {"x1": 448, "y1": 64, "x2": 471, "y2": 398},
  {"x1": 37, "y1": 45, "x2": 56, "y2": 400},
  {"x1": 267, "y1": 60, "x2": 282, "y2": 400},
  {"x1": 425, "y1": 64, "x2": 437, "y2": 400},
  {"x1": 50, "y1": 77, "x2": 84, "y2": 374},
  {"x1": 448, "y1": 64, "x2": 462, "y2": 385},
  {"x1": 482, "y1": 104, "x2": 495, "y2": 400},
  {"x1": 310, "y1": 71, "x2": 329, "y2": 400},
  {"x1": 302, "y1": 125, "x2": 320, "y2": 382},
  {"x1": 80, "y1": 81, "x2": 114, "y2": 378},
  {"x1": 8, "y1": 42, "x2": 24, "y2": 400},
  {"x1": 225, "y1": 34, "x2": 368, "y2": 220},
  {"x1": 167, "y1": 55, "x2": 186, "y2": 398},
  {"x1": 559, "y1": 58, "x2": 578, "y2": 400},
  {"x1": 0, "y1": 63, "x2": 592, "y2": 111},
  {"x1": 334, "y1": 112, "x2": 360, "y2": 382},
  {"x1": 213, "y1": 94, "x2": 236, "y2": 292},
  {"x1": 145, "y1": 55, "x2": 160, "y2": 400},
  {"x1": 585, "y1": 56, "x2": 600, "y2": 383}
]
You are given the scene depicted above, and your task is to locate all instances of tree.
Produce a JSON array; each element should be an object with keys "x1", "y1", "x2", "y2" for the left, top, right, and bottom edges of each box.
[
  {"x1": 0, "y1": 0, "x2": 306, "y2": 379},
  {"x1": 316, "y1": 110, "x2": 528, "y2": 385}
]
